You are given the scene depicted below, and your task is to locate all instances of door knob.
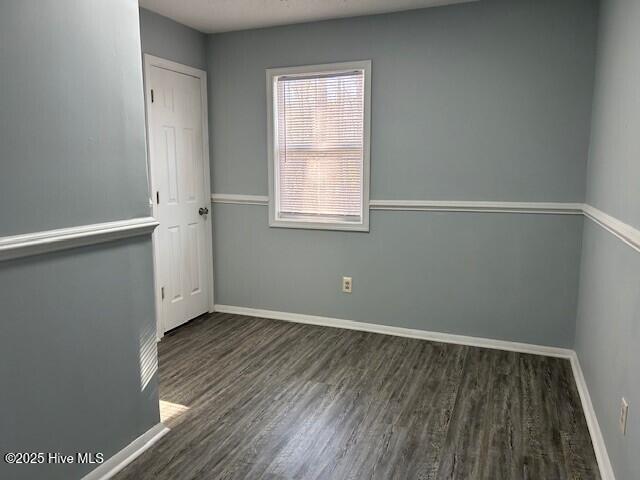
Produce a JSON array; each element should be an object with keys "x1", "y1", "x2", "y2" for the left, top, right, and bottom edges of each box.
[{"x1": 199, "y1": 207, "x2": 209, "y2": 216}]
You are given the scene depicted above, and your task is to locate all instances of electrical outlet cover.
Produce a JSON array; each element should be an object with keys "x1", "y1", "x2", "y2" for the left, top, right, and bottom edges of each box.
[{"x1": 342, "y1": 276, "x2": 352, "y2": 293}]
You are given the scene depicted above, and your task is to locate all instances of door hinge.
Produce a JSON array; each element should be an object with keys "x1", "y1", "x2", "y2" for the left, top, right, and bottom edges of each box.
[
  {"x1": 156, "y1": 191, "x2": 160, "y2": 204},
  {"x1": 161, "y1": 287, "x2": 165, "y2": 300},
  {"x1": 151, "y1": 89, "x2": 154, "y2": 103}
]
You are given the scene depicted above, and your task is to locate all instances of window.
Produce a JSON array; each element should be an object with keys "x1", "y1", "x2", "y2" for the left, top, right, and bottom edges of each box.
[{"x1": 267, "y1": 61, "x2": 371, "y2": 231}]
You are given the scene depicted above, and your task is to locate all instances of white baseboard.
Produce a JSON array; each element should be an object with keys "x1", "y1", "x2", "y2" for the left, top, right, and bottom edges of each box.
[
  {"x1": 569, "y1": 353, "x2": 616, "y2": 480},
  {"x1": 214, "y1": 304, "x2": 615, "y2": 479},
  {"x1": 81, "y1": 423, "x2": 169, "y2": 480},
  {"x1": 214, "y1": 304, "x2": 573, "y2": 358}
]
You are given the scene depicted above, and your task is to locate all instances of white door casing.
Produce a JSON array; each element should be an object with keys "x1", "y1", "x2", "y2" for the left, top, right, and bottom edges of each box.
[{"x1": 143, "y1": 55, "x2": 214, "y2": 337}]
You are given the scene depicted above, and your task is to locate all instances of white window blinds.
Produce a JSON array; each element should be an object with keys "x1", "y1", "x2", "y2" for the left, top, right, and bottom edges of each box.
[{"x1": 274, "y1": 69, "x2": 365, "y2": 224}]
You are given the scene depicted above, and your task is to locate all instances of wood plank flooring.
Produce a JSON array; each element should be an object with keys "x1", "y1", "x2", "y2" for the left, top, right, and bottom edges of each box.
[{"x1": 115, "y1": 313, "x2": 600, "y2": 480}]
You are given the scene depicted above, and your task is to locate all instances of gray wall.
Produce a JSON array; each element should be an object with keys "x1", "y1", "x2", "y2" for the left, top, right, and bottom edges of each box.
[
  {"x1": 139, "y1": 7, "x2": 207, "y2": 70},
  {"x1": 576, "y1": 224, "x2": 639, "y2": 479},
  {"x1": 208, "y1": 0, "x2": 597, "y2": 347},
  {"x1": 575, "y1": 0, "x2": 640, "y2": 478},
  {"x1": 208, "y1": 0, "x2": 597, "y2": 201},
  {"x1": 0, "y1": 1, "x2": 159, "y2": 479},
  {"x1": 0, "y1": 239, "x2": 159, "y2": 480},
  {"x1": 215, "y1": 206, "x2": 583, "y2": 347},
  {"x1": 584, "y1": 0, "x2": 640, "y2": 229},
  {"x1": 0, "y1": 0, "x2": 151, "y2": 237}
]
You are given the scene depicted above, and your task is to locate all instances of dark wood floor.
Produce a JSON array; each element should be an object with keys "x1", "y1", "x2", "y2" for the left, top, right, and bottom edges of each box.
[{"x1": 115, "y1": 312, "x2": 600, "y2": 480}]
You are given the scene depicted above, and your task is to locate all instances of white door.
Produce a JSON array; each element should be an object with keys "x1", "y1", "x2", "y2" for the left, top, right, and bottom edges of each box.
[{"x1": 147, "y1": 61, "x2": 212, "y2": 333}]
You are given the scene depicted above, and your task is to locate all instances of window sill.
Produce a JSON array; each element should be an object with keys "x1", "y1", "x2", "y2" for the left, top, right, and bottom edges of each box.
[{"x1": 268, "y1": 218, "x2": 370, "y2": 233}]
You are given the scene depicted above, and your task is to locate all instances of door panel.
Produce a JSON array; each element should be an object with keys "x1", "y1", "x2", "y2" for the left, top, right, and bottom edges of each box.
[
  {"x1": 149, "y1": 64, "x2": 211, "y2": 333},
  {"x1": 187, "y1": 222, "x2": 201, "y2": 294},
  {"x1": 184, "y1": 129, "x2": 197, "y2": 202},
  {"x1": 167, "y1": 225, "x2": 183, "y2": 302},
  {"x1": 163, "y1": 126, "x2": 179, "y2": 204}
]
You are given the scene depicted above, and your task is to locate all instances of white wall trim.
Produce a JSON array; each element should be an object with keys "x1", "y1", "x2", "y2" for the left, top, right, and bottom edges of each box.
[
  {"x1": 370, "y1": 200, "x2": 584, "y2": 214},
  {"x1": 266, "y1": 60, "x2": 371, "y2": 233},
  {"x1": 583, "y1": 204, "x2": 640, "y2": 253},
  {"x1": 210, "y1": 196, "x2": 639, "y2": 253},
  {"x1": 81, "y1": 423, "x2": 169, "y2": 480},
  {"x1": 0, "y1": 217, "x2": 159, "y2": 262},
  {"x1": 211, "y1": 195, "x2": 582, "y2": 215},
  {"x1": 211, "y1": 193, "x2": 269, "y2": 206},
  {"x1": 141, "y1": 55, "x2": 205, "y2": 80},
  {"x1": 215, "y1": 304, "x2": 615, "y2": 479},
  {"x1": 214, "y1": 304, "x2": 573, "y2": 358},
  {"x1": 569, "y1": 352, "x2": 616, "y2": 480}
]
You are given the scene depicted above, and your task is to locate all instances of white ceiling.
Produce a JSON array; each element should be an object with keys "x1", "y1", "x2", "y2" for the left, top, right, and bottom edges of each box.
[{"x1": 139, "y1": 0, "x2": 476, "y2": 34}]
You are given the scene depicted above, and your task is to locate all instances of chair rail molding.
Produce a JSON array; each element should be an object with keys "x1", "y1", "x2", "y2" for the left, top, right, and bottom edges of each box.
[
  {"x1": 211, "y1": 194, "x2": 639, "y2": 254},
  {"x1": 211, "y1": 193, "x2": 269, "y2": 205},
  {"x1": 583, "y1": 204, "x2": 640, "y2": 253},
  {"x1": 369, "y1": 200, "x2": 584, "y2": 214},
  {"x1": 211, "y1": 194, "x2": 583, "y2": 214},
  {"x1": 0, "y1": 217, "x2": 159, "y2": 261}
]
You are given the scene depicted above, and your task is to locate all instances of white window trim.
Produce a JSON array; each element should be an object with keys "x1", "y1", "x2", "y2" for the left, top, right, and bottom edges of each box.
[{"x1": 266, "y1": 60, "x2": 371, "y2": 232}]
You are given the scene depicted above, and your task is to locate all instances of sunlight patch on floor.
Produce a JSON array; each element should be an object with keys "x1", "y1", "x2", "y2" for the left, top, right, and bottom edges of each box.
[{"x1": 160, "y1": 400, "x2": 190, "y2": 423}]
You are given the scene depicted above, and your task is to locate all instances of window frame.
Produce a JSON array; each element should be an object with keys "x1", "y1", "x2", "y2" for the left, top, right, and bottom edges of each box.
[{"x1": 266, "y1": 60, "x2": 371, "y2": 232}]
